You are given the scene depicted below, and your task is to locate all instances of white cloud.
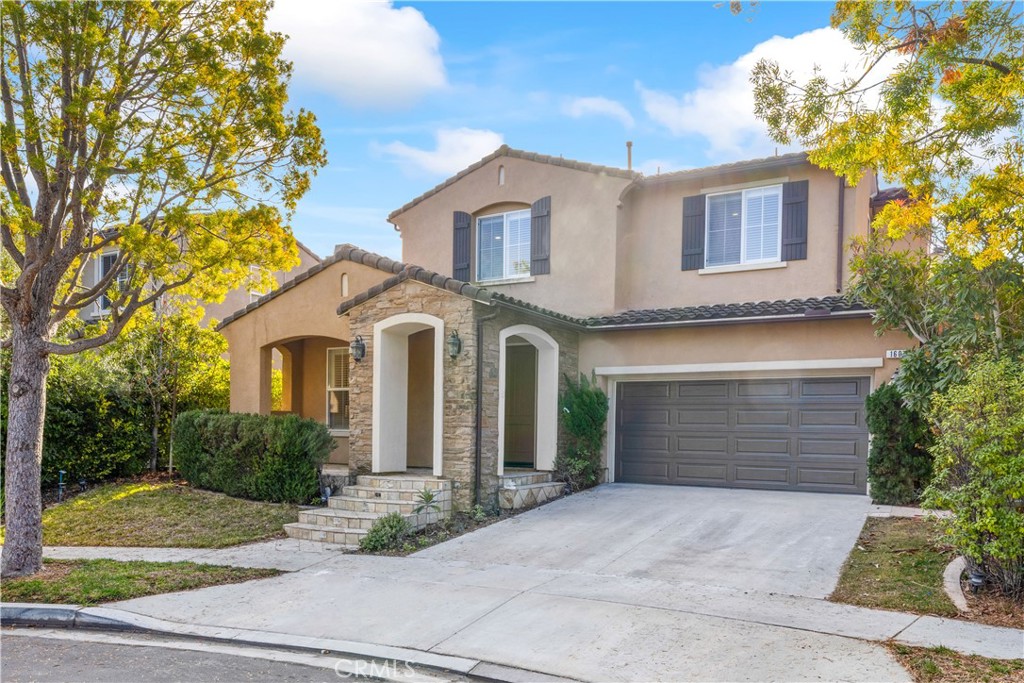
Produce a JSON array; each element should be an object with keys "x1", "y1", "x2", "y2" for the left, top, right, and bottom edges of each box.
[
  {"x1": 379, "y1": 128, "x2": 504, "y2": 176},
  {"x1": 268, "y1": 0, "x2": 447, "y2": 108},
  {"x1": 563, "y1": 96, "x2": 635, "y2": 128},
  {"x1": 637, "y1": 27, "x2": 900, "y2": 159}
]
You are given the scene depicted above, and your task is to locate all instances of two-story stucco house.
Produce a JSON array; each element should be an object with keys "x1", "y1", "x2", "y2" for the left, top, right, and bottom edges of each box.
[{"x1": 217, "y1": 146, "x2": 916, "y2": 546}]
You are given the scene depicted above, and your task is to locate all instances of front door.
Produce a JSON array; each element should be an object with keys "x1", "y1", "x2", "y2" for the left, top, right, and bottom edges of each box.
[{"x1": 504, "y1": 344, "x2": 537, "y2": 468}]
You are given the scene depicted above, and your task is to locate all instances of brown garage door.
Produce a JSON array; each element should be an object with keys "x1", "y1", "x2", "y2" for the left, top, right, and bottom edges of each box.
[{"x1": 615, "y1": 377, "x2": 869, "y2": 494}]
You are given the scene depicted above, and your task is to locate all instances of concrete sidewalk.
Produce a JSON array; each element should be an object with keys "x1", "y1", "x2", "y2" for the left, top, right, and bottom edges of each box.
[
  {"x1": 42, "y1": 537, "x2": 345, "y2": 572},
  {"x1": 17, "y1": 545, "x2": 1023, "y2": 682}
]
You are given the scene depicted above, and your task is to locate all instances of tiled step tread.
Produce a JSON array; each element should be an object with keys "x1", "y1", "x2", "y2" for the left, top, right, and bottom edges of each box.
[
  {"x1": 503, "y1": 481, "x2": 565, "y2": 492},
  {"x1": 327, "y1": 495, "x2": 417, "y2": 512}
]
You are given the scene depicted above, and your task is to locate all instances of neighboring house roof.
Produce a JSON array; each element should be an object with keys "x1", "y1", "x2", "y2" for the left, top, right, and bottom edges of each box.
[
  {"x1": 870, "y1": 186, "x2": 910, "y2": 211},
  {"x1": 294, "y1": 239, "x2": 322, "y2": 263},
  {"x1": 582, "y1": 295, "x2": 871, "y2": 330},
  {"x1": 387, "y1": 145, "x2": 639, "y2": 223}
]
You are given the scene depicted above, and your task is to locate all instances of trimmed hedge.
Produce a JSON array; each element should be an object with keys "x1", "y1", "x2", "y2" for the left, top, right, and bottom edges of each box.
[
  {"x1": 173, "y1": 411, "x2": 333, "y2": 504},
  {"x1": 865, "y1": 382, "x2": 932, "y2": 505}
]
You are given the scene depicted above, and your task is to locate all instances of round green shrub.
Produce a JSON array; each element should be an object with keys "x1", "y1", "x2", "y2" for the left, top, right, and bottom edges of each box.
[
  {"x1": 359, "y1": 512, "x2": 412, "y2": 552},
  {"x1": 865, "y1": 382, "x2": 933, "y2": 505}
]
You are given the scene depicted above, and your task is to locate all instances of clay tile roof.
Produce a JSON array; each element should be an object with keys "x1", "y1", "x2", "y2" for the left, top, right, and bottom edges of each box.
[
  {"x1": 387, "y1": 145, "x2": 639, "y2": 222},
  {"x1": 583, "y1": 295, "x2": 870, "y2": 329},
  {"x1": 638, "y1": 151, "x2": 809, "y2": 185},
  {"x1": 871, "y1": 186, "x2": 910, "y2": 209}
]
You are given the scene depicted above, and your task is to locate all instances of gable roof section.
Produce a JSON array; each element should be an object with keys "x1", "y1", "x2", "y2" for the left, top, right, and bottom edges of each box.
[
  {"x1": 387, "y1": 145, "x2": 639, "y2": 223},
  {"x1": 216, "y1": 244, "x2": 405, "y2": 330},
  {"x1": 638, "y1": 151, "x2": 809, "y2": 186}
]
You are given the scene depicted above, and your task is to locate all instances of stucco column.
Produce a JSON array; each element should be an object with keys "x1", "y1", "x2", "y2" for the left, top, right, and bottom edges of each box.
[{"x1": 258, "y1": 345, "x2": 273, "y2": 415}]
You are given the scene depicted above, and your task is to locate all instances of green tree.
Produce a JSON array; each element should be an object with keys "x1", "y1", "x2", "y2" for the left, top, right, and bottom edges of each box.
[
  {"x1": 1, "y1": 1, "x2": 325, "y2": 577},
  {"x1": 107, "y1": 300, "x2": 229, "y2": 472}
]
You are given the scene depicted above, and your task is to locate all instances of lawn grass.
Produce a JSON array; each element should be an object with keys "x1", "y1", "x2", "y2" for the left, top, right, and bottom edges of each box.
[
  {"x1": 831, "y1": 517, "x2": 958, "y2": 617},
  {"x1": 1, "y1": 559, "x2": 279, "y2": 606},
  {"x1": 0, "y1": 480, "x2": 299, "y2": 548},
  {"x1": 888, "y1": 643, "x2": 1024, "y2": 683}
]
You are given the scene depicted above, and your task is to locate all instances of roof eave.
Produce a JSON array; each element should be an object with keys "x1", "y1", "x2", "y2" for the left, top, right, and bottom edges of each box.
[{"x1": 584, "y1": 308, "x2": 874, "y2": 331}]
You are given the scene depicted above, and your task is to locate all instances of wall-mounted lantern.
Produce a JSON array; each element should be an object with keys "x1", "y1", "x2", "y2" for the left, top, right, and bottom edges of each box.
[
  {"x1": 447, "y1": 330, "x2": 462, "y2": 358},
  {"x1": 351, "y1": 335, "x2": 366, "y2": 362}
]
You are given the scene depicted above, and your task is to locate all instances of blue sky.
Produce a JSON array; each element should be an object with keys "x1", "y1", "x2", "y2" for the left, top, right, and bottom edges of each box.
[{"x1": 268, "y1": 2, "x2": 858, "y2": 260}]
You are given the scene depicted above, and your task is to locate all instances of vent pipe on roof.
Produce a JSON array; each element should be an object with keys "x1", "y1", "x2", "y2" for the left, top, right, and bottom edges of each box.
[{"x1": 626, "y1": 141, "x2": 633, "y2": 171}]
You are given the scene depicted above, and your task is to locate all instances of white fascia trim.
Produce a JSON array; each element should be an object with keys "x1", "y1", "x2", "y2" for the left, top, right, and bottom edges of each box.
[
  {"x1": 701, "y1": 176, "x2": 789, "y2": 195},
  {"x1": 594, "y1": 357, "x2": 884, "y2": 377}
]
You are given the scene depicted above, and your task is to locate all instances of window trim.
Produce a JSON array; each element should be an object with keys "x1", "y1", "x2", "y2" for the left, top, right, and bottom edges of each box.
[
  {"x1": 704, "y1": 184, "x2": 783, "y2": 269},
  {"x1": 326, "y1": 346, "x2": 350, "y2": 435},
  {"x1": 475, "y1": 208, "x2": 532, "y2": 283},
  {"x1": 95, "y1": 249, "x2": 128, "y2": 315}
]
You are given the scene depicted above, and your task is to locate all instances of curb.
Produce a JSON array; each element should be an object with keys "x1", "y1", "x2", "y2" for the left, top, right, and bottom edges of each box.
[
  {"x1": 1, "y1": 603, "x2": 575, "y2": 683},
  {"x1": 942, "y1": 557, "x2": 969, "y2": 613}
]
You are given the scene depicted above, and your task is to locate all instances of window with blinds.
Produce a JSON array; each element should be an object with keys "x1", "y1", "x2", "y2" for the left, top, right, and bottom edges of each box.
[
  {"x1": 476, "y1": 208, "x2": 531, "y2": 281},
  {"x1": 705, "y1": 185, "x2": 782, "y2": 268},
  {"x1": 326, "y1": 347, "x2": 350, "y2": 431}
]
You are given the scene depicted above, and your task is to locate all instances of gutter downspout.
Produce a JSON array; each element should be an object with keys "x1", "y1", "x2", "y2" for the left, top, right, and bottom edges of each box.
[
  {"x1": 474, "y1": 306, "x2": 500, "y2": 508},
  {"x1": 836, "y1": 177, "x2": 846, "y2": 293}
]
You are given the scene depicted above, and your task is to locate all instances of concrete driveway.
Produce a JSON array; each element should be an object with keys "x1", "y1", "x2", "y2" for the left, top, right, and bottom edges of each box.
[
  {"x1": 416, "y1": 483, "x2": 870, "y2": 599},
  {"x1": 110, "y1": 484, "x2": 916, "y2": 681}
]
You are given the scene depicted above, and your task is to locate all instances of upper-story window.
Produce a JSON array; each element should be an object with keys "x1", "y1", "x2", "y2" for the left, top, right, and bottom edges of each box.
[
  {"x1": 706, "y1": 185, "x2": 782, "y2": 268},
  {"x1": 477, "y1": 209, "x2": 531, "y2": 281},
  {"x1": 96, "y1": 250, "x2": 129, "y2": 314}
]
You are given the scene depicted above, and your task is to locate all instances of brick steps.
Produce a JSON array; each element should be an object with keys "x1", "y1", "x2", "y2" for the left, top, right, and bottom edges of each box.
[{"x1": 285, "y1": 473, "x2": 453, "y2": 547}]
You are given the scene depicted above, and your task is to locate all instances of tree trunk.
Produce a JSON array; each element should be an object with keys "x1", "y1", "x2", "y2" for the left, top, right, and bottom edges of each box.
[
  {"x1": 2, "y1": 329, "x2": 50, "y2": 578},
  {"x1": 149, "y1": 394, "x2": 160, "y2": 472}
]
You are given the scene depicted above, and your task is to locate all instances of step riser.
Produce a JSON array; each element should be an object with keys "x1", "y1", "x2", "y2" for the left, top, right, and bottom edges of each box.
[
  {"x1": 298, "y1": 512, "x2": 378, "y2": 530},
  {"x1": 343, "y1": 486, "x2": 436, "y2": 502},
  {"x1": 356, "y1": 475, "x2": 452, "y2": 491},
  {"x1": 284, "y1": 523, "x2": 363, "y2": 547}
]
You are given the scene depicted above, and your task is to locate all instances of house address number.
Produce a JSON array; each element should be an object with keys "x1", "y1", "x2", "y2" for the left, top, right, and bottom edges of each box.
[{"x1": 886, "y1": 349, "x2": 907, "y2": 359}]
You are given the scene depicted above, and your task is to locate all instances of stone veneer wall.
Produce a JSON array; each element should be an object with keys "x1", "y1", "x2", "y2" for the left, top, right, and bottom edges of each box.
[
  {"x1": 346, "y1": 279, "x2": 478, "y2": 508},
  {"x1": 477, "y1": 307, "x2": 580, "y2": 510},
  {"x1": 345, "y1": 278, "x2": 581, "y2": 511}
]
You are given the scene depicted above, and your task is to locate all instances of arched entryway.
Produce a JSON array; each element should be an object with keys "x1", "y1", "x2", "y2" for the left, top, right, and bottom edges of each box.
[
  {"x1": 371, "y1": 313, "x2": 445, "y2": 475},
  {"x1": 497, "y1": 324, "x2": 559, "y2": 476}
]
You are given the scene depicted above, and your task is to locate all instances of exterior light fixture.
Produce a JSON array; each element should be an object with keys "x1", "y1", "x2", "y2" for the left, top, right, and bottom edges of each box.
[
  {"x1": 447, "y1": 330, "x2": 463, "y2": 358},
  {"x1": 351, "y1": 335, "x2": 366, "y2": 362},
  {"x1": 967, "y1": 570, "x2": 986, "y2": 594}
]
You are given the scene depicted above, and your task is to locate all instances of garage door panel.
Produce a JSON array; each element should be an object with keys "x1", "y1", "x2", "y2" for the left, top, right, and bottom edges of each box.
[
  {"x1": 799, "y1": 438, "x2": 861, "y2": 459},
  {"x1": 676, "y1": 435, "x2": 729, "y2": 456},
  {"x1": 674, "y1": 463, "x2": 728, "y2": 482},
  {"x1": 676, "y1": 408, "x2": 729, "y2": 426},
  {"x1": 735, "y1": 408, "x2": 792, "y2": 427},
  {"x1": 734, "y1": 465, "x2": 790, "y2": 485},
  {"x1": 676, "y1": 382, "x2": 729, "y2": 399},
  {"x1": 798, "y1": 409, "x2": 861, "y2": 428},
  {"x1": 799, "y1": 378, "x2": 863, "y2": 399},
  {"x1": 797, "y1": 467, "x2": 860, "y2": 487},
  {"x1": 616, "y1": 377, "x2": 869, "y2": 494},
  {"x1": 735, "y1": 437, "x2": 791, "y2": 457},
  {"x1": 736, "y1": 380, "x2": 793, "y2": 399}
]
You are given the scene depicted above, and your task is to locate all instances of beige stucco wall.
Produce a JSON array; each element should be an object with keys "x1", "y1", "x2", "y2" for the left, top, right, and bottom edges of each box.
[
  {"x1": 615, "y1": 164, "x2": 877, "y2": 311},
  {"x1": 393, "y1": 155, "x2": 633, "y2": 317},
  {"x1": 220, "y1": 257, "x2": 393, "y2": 426}
]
